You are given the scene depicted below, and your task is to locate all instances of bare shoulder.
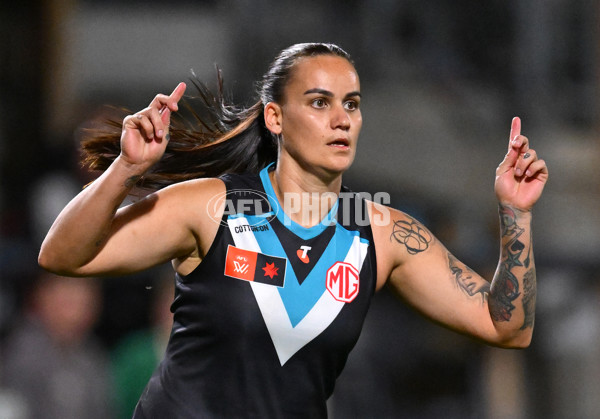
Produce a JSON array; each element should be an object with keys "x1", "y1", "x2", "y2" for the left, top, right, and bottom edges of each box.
[
  {"x1": 366, "y1": 201, "x2": 434, "y2": 254},
  {"x1": 158, "y1": 178, "x2": 227, "y2": 274},
  {"x1": 158, "y1": 177, "x2": 226, "y2": 203},
  {"x1": 157, "y1": 176, "x2": 226, "y2": 232},
  {"x1": 366, "y1": 201, "x2": 437, "y2": 289},
  {"x1": 121, "y1": 177, "x2": 225, "y2": 221}
]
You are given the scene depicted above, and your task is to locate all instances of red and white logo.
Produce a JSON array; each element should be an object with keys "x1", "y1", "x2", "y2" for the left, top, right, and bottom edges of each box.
[
  {"x1": 224, "y1": 245, "x2": 286, "y2": 287},
  {"x1": 233, "y1": 261, "x2": 250, "y2": 274},
  {"x1": 326, "y1": 262, "x2": 359, "y2": 303},
  {"x1": 296, "y1": 245, "x2": 311, "y2": 263},
  {"x1": 225, "y1": 246, "x2": 258, "y2": 282}
]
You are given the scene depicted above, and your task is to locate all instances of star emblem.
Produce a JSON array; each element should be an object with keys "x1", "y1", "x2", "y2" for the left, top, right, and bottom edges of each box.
[{"x1": 262, "y1": 262, "x2": 279, "y2": 279}]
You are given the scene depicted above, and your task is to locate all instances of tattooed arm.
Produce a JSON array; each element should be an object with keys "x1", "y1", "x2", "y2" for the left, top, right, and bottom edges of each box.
[
  {"x1": 486, "y1": 116, "x2": 547, "y2": 339},
  {"x1": 489, "y1": 204, "x2": 535, "y2": 329},
  {"x1": 369, "y1": 117, "x2": 547, "y2": 348}
]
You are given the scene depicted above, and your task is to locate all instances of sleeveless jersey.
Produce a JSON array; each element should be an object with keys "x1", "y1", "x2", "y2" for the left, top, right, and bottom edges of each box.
[{"x1": 134, "y1": 164, "x2": 377, "y2": 418}]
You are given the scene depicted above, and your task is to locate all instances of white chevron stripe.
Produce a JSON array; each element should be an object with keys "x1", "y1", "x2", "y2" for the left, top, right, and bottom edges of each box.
[{"x1": 227, "y1": 217, "x2": 368, "y2": 365}]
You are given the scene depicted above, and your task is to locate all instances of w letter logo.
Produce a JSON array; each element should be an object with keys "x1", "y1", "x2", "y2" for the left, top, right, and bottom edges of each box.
[
  {"x1": 326, "y1": 262, "x2": 359, "y2": 303},
  {"x1": 233, "y1": 261, "x2": 249, "y2": 274}
]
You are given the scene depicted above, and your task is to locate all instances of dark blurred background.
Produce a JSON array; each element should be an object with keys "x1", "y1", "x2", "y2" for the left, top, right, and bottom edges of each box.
[{"x1": 0, "y1": 1, "x2": 599, "y2": 418}]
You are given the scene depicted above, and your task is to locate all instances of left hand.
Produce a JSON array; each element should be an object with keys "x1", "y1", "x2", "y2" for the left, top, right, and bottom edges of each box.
[{"x1": 495, "y1": 117, "x2": 548, "y2": 211}]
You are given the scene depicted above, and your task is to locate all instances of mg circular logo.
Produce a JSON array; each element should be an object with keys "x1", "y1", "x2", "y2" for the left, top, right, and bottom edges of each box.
[
  {"x1": 326, "y1": 261, "x2": 360, "y2": 303},
  {"x1": 206, "y1": 188, "x2": 278, "y2": 227}
]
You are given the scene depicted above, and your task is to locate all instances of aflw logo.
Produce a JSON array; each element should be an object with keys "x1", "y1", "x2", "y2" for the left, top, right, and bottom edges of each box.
[
  {"x1": 233, "y1": 260, "x2": 249, "y2": 274},
  {"x1": 326, "y1": 262, "x2": 359, "y2": 303}
]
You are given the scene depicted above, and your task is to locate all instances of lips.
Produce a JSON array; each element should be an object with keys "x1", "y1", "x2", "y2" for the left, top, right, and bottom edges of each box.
[{"x1": 327, "y1": 138, "x2": 349, "y2": 147}]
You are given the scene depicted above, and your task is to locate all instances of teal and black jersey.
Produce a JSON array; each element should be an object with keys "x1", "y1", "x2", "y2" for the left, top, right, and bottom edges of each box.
[{"x1": 135, "y1": 164, "x2": 377, "y2": 418}]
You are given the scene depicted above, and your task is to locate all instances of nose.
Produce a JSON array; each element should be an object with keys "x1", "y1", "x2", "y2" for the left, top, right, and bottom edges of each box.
[{"x1": 331, "y1": 104, "x2": 350, "y2": 131}]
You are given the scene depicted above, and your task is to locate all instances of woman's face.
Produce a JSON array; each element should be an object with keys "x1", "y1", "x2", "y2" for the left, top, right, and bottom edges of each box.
[{"x1": 275, "y1": 54, "x2": 362, "y2": 176}]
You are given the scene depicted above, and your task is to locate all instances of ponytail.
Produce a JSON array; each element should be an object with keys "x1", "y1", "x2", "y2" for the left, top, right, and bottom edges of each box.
[{"x1": 80, "y1": 68, "x2": 278, "y2": 191}]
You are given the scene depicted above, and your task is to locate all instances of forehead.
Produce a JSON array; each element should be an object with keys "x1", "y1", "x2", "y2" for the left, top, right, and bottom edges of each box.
[{"x1": 286, "y1": 55, "x2": 360, "y2": 93}]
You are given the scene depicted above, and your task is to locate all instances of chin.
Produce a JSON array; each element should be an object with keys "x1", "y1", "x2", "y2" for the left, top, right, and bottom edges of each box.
[{"x1": 323, "y1": 154, "x2": 355, "y2": 175}]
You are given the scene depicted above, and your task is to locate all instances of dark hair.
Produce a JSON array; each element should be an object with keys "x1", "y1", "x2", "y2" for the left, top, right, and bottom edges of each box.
[
  {"x1": 81, "y1": 43, "x2": 353, "y2": 191},
  {"x1": 259, "y1": 42, "x2": 353, "y2": 104}
]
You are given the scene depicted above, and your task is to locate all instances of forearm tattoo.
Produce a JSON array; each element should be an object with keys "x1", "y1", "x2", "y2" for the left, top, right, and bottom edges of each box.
[
  {"x1": 390, "y1": 216, "x2": 433, "y2": 255},
  {"x1": 489, "y1": 204, "x2": 536, "y2": 326},
  {"x1": 520, "y1": 268, "x2": 536, "y2": 329},
  {"x1": 489, "y1": 264, "x2": 520, "y2": 321},
  {"x1": 448, "y1": 253, "x2": 490, "y2": 304},
  {"x1": 124, "y1": 175, "x2": 142, "y2": 188}
]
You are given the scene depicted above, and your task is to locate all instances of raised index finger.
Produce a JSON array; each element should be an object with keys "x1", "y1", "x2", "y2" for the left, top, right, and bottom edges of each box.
[
  {"x1": 169, "y1": 82, "x2": 187, "y2": 104},
  {"x1": 509, "y1": 116, "x2": 521, "y2": 143},
  {"x1": 159, "y1": 82, "x2": 187, "y2": 124}
]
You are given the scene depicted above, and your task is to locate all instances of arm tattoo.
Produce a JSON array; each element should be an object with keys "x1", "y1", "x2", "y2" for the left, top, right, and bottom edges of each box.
[
  {"x1": 448, "y1": 253, "x2": 490, "y2": 304},
  {"x1": 520, "y1": 268, "x2": 536, "y2": 330},
  {"x1": 125, "y1": 175, "x2": 142, "y2": 188},
  {"x1": 489, "y1": 264, "x2": 520, "y2": 321},
  {"x1": 390, "y1": 216, "x2": 433, "y2": 255},
  {"x1": 489, "y1": 204, "x2": 527, "y2": 322},
  {"x1": 523, "y1": 228, "x2": 533, "y2": 269}
]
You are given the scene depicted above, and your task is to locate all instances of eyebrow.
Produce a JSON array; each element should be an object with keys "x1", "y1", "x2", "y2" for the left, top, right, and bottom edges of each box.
[{"x1": 303, "y1": 88, "x2": 361, "y2": 98}]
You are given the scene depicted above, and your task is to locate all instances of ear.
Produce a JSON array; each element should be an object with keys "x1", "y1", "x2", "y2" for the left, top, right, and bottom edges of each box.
[{"x1": 264, "y1": 102, "x2": 283, "y2": 135}]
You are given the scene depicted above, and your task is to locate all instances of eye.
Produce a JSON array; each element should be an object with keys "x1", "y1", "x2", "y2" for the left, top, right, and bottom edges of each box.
[
  {"x1": 344, "y1": 100, "x2": 359, "y2": 111},
  {"x1": 311, "y1": 98, "x2": 327, "y2": 109}
]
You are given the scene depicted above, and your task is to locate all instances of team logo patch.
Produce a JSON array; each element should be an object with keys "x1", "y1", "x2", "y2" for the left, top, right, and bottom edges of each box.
[
  {"x1": 326, "y1": 261, "x2": 360, "y2": 303},
  {"x1": 224, "y1": 245, "x2": 286, "y2": 287}
]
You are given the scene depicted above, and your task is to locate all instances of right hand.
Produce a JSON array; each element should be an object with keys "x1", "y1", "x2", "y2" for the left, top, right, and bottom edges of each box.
[{"x1": 119, "y1": 82, "x2": 187, "y2": 172}]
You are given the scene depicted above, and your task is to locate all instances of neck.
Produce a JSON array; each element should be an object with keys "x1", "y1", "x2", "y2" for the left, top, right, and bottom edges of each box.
[{"x1": 269, "y1": 158, "x2": 342, "y2": 228}]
